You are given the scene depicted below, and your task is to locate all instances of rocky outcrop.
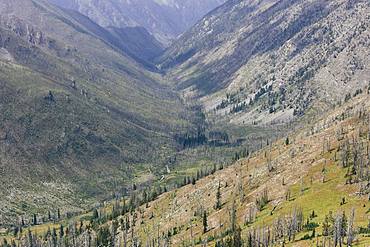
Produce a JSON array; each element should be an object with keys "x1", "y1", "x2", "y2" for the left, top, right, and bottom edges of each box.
[{"x1": 0, "y1": 16, "x2": 47, "y2": 46}]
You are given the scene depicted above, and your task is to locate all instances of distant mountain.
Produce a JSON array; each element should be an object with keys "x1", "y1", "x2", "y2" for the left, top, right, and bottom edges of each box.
[
  {"x1": 62, "y1": 7, "x2": 164, "y2": 66},
  {"x1": 0, "y1": 0, "x2": 194, "y2": 223},
  {"x1": 159, "y1": 0, "x2": 370, "y2": 125},
  {"x1": 47, "y1": 0, "x2": 227, "y2": 45},
  {"x1": 107, "y1": 26, "x2": 164, "y2": 62}
]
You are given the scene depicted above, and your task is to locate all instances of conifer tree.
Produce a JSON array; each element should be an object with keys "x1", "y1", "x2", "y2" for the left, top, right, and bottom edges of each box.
[
  {"x1": 60, "y1": 224, "x2": 64, "y2": 238},
  {"x1": 230, "y1": 200, "x2": 237, "y2": 232},
  {"x1": 233, "y1": 226, "x2": 242, "y2": 247},
  {"x1": 32, "y1": 214, "x2": 37, "y2": 226},
  {"x1": 28, "y1": 229, "x2": 33, "y2": 247},
  {"x1": 215, "y1": 182, "x2": 222, "y2": 210},
  {"x1": 203, "y1": 211, "x2": 208, "y2": 233},
  {"x1": 93, "y1": 209, "x2": 99, "y2": 220},
  {"x1": 52, "y1": 228, "x2": 58, "y2": 247}
]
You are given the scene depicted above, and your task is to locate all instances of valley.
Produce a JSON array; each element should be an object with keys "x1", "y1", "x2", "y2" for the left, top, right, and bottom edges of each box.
[
  {"x1": 0, "y1": 0, "x2": 281, "y2": 228},
  {"x1": 0, "y1": 0, "x2": 196, "y2": 226},
  {"x1": 1, "y1": 85, "x2": 370, "y2": 247},
  {"x1": 0, "y1": 0, "x2": 369, "y2": 246}
]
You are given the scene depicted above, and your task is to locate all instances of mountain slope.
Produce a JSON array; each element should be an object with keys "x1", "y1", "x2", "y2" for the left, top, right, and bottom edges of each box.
[
  {"x1": 108, "y1": 26, "x2": 164, "y2": 62},
  {"x1": 47, "y1": 0, "x2": 227, "y2": 45},
  {"x1": 113, "y1": 91, "x2": 370, "y2": 246},
  {"x1": 0, "y1": 0, "x2": 194, "y2": 224},
  {"x1": 5, "y1": 86, "x2": 370, "y2": 247},
  {"x1": 159, "y1": 0, "x2": 370, "y2": 125},
  {"x1": 63, "y1": 8, "x2": 164, "y2": 67}
]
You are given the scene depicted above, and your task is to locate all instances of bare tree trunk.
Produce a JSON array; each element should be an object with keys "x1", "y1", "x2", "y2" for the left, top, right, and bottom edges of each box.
[{"x1": 347, "y1": 209, "x2": 355, "y2": 246}]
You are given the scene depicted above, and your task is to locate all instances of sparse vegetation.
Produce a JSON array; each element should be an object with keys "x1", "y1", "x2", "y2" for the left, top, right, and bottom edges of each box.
[{"x1": 1, "y1": 0, "x2": 370, "y2": 247}]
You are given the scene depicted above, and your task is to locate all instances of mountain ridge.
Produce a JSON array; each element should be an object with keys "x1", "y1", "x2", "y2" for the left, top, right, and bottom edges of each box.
[
  {"x1": 47, "y1": 0, "x2": 227, "y2": 46},
  {"x1": 159, "y1": 0, "x2": 370, "y2": 126}
]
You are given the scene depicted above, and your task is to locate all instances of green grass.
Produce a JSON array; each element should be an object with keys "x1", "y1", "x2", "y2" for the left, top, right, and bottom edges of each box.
[{"x1": 241, "y1": 153, "x2": 370, "y2": 246}]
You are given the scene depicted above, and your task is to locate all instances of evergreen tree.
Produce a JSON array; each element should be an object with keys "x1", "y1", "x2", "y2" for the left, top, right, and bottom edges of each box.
[
  {"x1": 2, "y1": 239, "x2": 9, "y2": 247},
  {"x1": 311, "y1": 228, "x2": 316, "y2": 239},
  {"x1": 203, "y1": 211, "x2": 208, "y2": 233},
  {"x1": 13, "y1": 227, "x2": 19, "y2": 238},
  {"x1": 322, "y1": 211, "x2": 334, "y2": 236},
  {"x1": 97, "y1": 226, "x2": 111, "y2": 247},
  {"x1": 60, "y1": 224, "x2": 64, "y2": 238},
  {"x1": 28, "y1": 229, "x2": 33, "y2": 247},
  {"x1": 215, "y1": 182, "x2": 222, "y2": 210},
  {"x1": 246, "y1": 232, "x2": 253, "y2": 247},
  {"x1": 93, "y1": 209, "x2": 99, "y2": 220},
  {"x1": 52, "y1": 228, "x2": 58, "y2": 247},
  {"x1": 230, "y1": 200, "x2": 237, "y2": 232},
  {"x1": 32, "y1": 214, "x2": 37, "y2": 226},
  {"x1": 233, "y1": 226, "x2": 242, "y2": 247}
]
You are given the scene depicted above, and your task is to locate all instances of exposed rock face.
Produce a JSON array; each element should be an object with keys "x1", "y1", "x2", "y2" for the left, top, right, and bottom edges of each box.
[
  {"x1": 47, "y1": 0, "x2": 227, "y2": 45},
  {"x1": 0, "y1": 16, "x2": 47, "y2": 46},
  {"x1": 159, "y1": 0, "x2": 370, "y2": 125}
]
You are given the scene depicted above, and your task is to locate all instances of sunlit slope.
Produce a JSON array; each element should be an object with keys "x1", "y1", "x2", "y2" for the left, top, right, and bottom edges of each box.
[{"x1": 88, "y1": 92, "x2": 370, "y2": 246}]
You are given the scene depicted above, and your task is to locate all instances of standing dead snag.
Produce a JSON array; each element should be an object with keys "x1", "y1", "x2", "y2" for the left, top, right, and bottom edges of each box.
[
  {"x1": 333, "y1": 213, "x2": 344, "y2": 247},
  {"x1": 245, "y1": 205, "x2": 256, "y2": 225},
  {"x1": 230, "y1": 200, "x2": 237, "y2": 233},
  {"x1": 347, "y1": 209, "x2": 355, "y2": 246}
]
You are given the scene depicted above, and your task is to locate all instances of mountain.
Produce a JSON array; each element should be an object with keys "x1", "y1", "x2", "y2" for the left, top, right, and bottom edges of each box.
[
  {"x1": 47, "y1": 0, "x2": 227, "y2": 45},
  {"x1": 62, "y1": 8, "x2": 165, "y2": 67},
  {"x1": 107, "y1": 26, "x2": 164, "y2": 62},
  {"x1": 0, "y1": 0, "x2": 369, "y2": 243},
  {"x1": 0, "y1": 0, "x2": 195, "y2": 224},
  {"x1": 159, "y1": 0, "x2": 370, "y2": 125},
  {"x1": 6, "y1": 89, "x2": 370, "y2": 246},
  {"x1": 105, "y1": 91, "x2": 370, "y2": 246}
]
